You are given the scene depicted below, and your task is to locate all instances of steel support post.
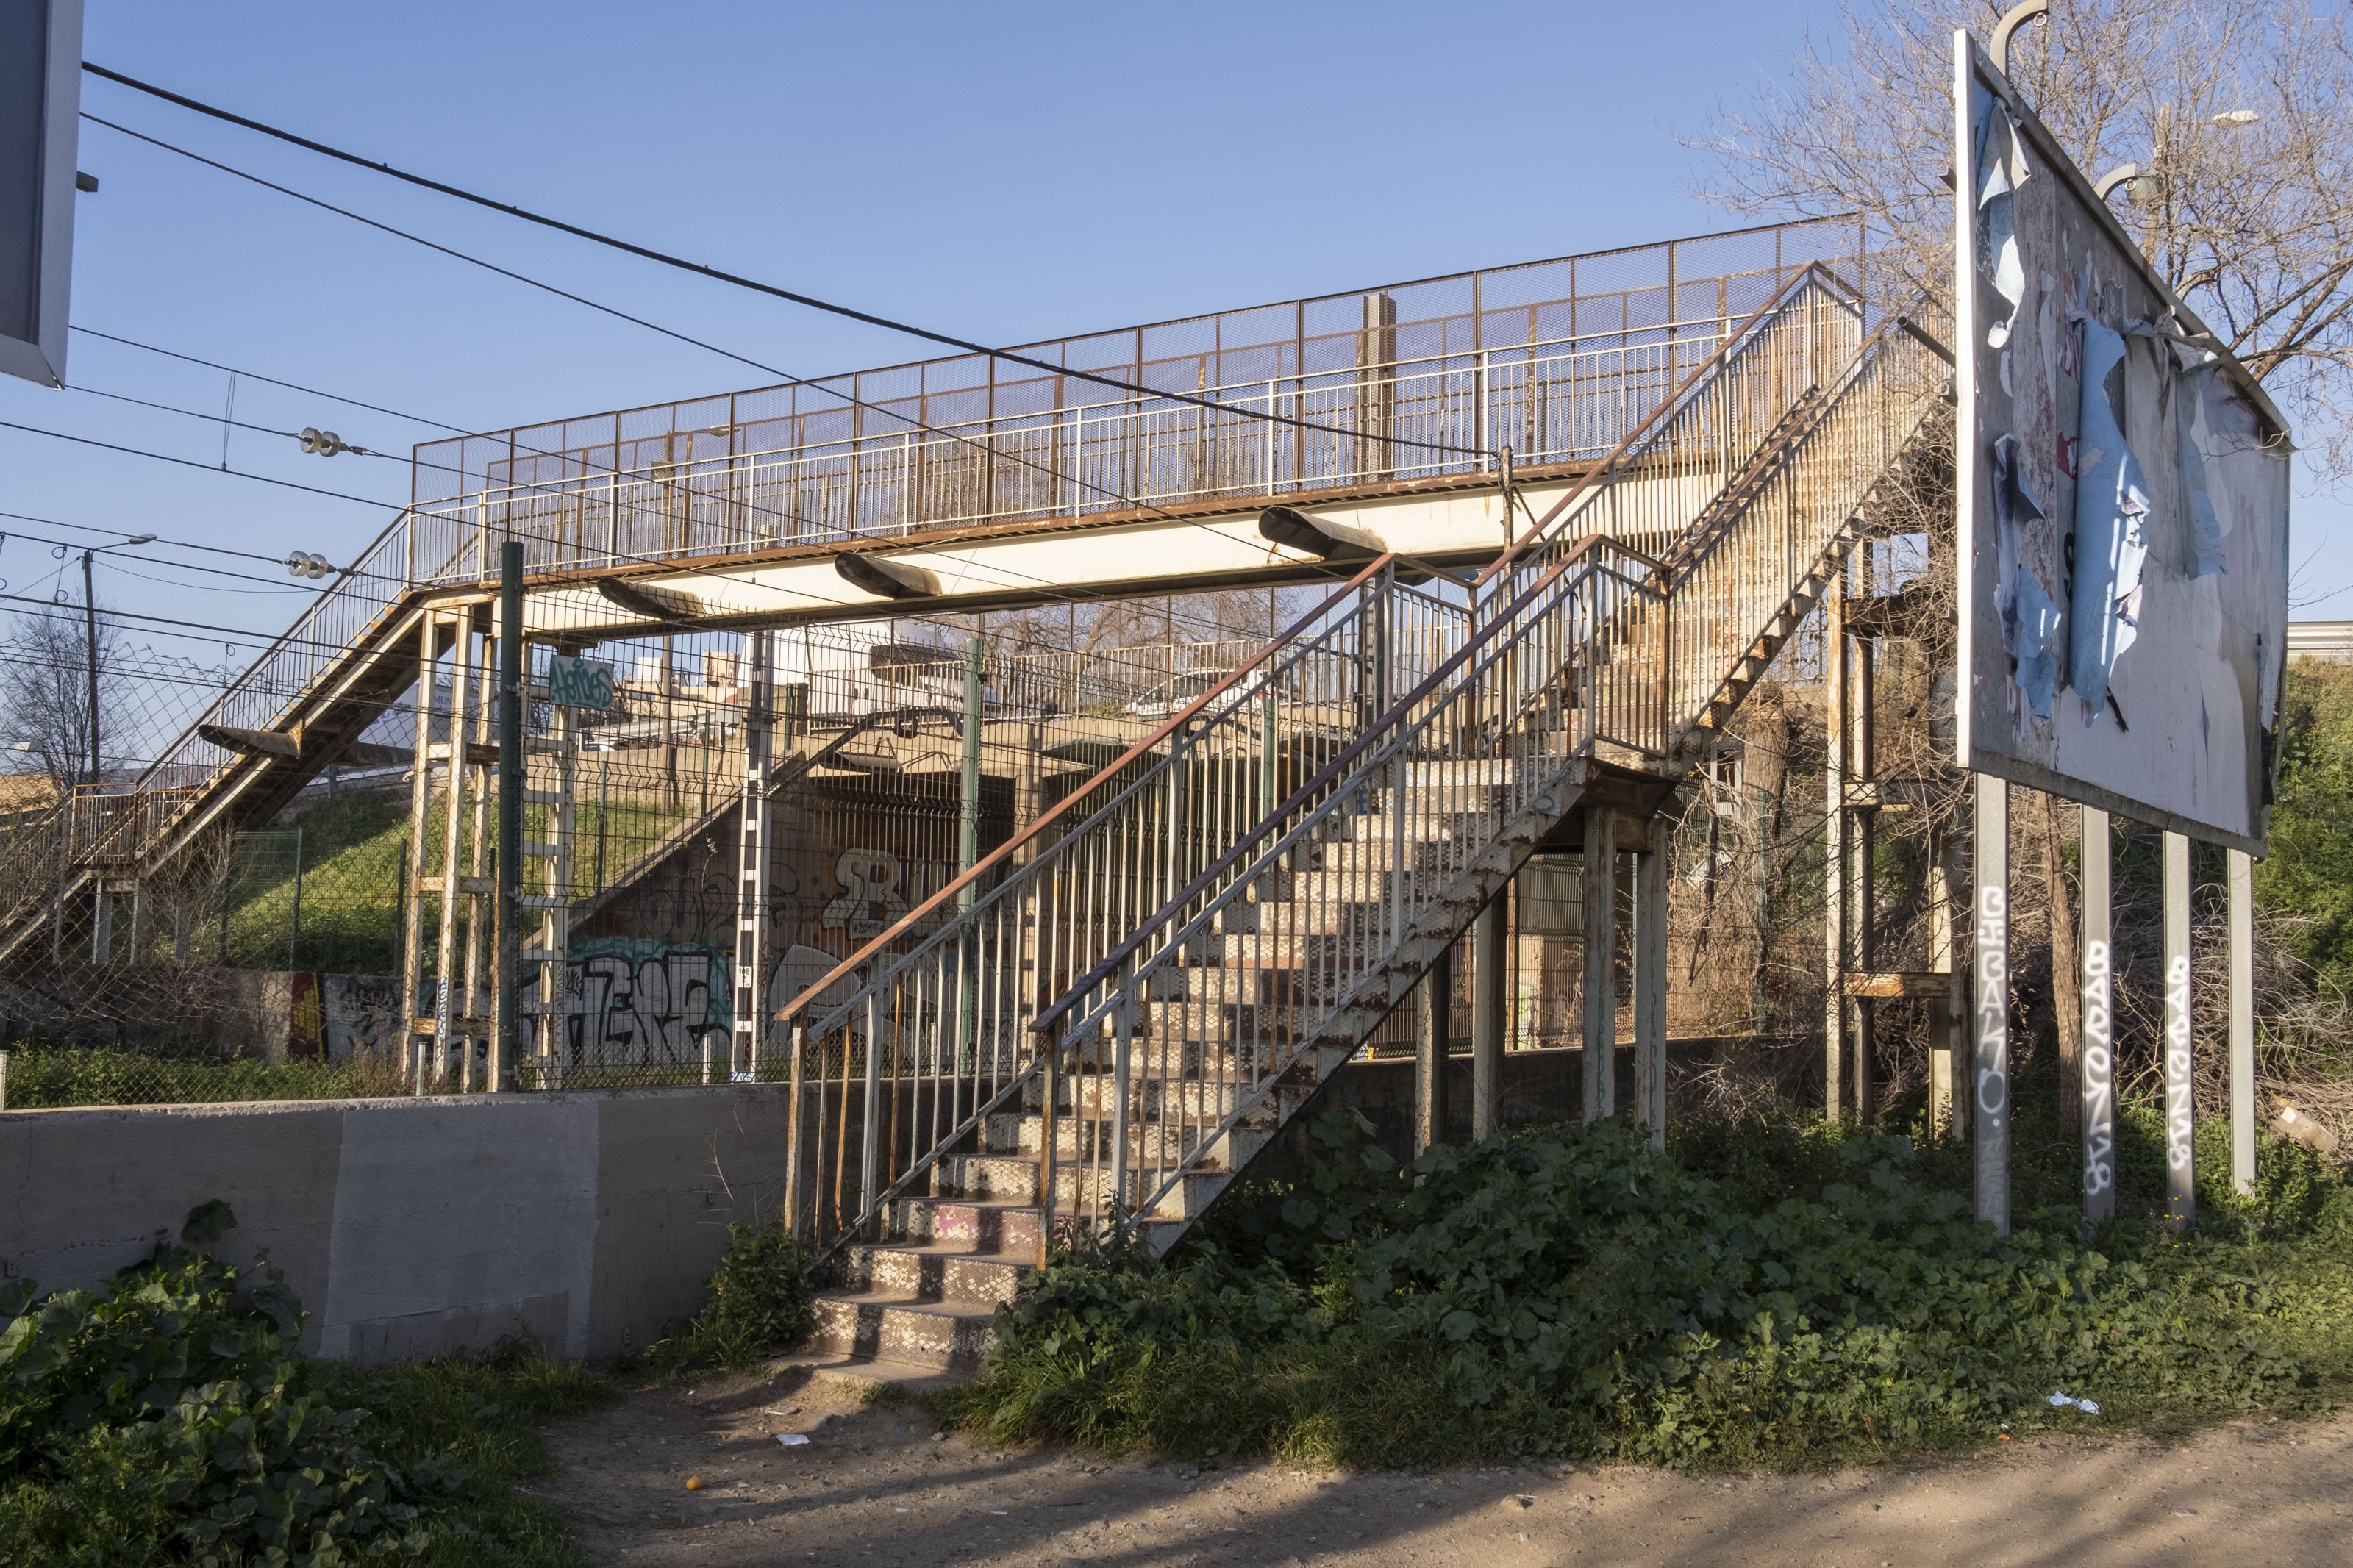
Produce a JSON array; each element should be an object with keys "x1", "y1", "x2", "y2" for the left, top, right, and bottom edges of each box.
[
  {"x1": 2163, "y1": 831, "x2": 2195, "y2": 1230},
  {"x1": 1849, "y1": 592, "x2": 1876, "y2": 1124},
  {"x1": 959, "y1": 632, "x2": 985, "y2": 1075},
  {"x1": 733, "y1": 630, "x2": 774, "y2": 1082},
  {"x1": 1415, "y1": 948, "x2": 1452, "y2": 1153},
  {"x1": 1582, "y1": 806, "x2": 1618, "y2": 1121},
  {"x1": 2228, "y1": 847, "x2": 2256, "y2": 1197},
  {"x1": 1471, "y1": 893, "x2": 1506, "y2": 1139},
  {"x1": 1971, "y1": 773, "x2": 2010, "y2": 1234},
  {"x1": 1823, "y1": 553, "x2": 1847, "y2": 1119},
  {"x1": 2080, "y1": 806, "x2": 2115, "y2": 1224},
  {"x1": 495, "y1": 543, "x2": 523, "y2": 1092},
  {"x1": 1927, "y1": 852, "x2": 1964, "y2": 1140},
  {"x1": 1631, "y1": 827, "x2": 1668, "y2": 1149}
]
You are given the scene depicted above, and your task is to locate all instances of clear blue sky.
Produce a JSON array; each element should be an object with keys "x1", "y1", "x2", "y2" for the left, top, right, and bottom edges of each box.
[{"x1": 5, "y1": 0, "x2": 2346, "y2": 752}]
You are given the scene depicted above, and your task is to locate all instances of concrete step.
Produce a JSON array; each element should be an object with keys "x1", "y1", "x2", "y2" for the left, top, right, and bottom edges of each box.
[
  {"x1": 934, "y1": 1150, "x2": 1239, "y2": 1219},
  {"x1": 805, "y1": 1289, "x2": 999, "y2": 1374},
  {"x1": 836, "y1": 1241, "x2": 1028, "y2": 1306},
  {"x1": 890, "y1": 1195, "x2": 1043, "y2": 1256}
]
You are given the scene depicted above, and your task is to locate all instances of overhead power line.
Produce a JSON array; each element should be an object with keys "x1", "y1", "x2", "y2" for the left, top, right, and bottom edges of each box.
[
  {"x1": 0, "y1": 415, "x2": 401, "y2": 509},
  {"x1": 69, "y1": 325, "x2": 467, "y2": 433},
  {"x1": 81, "y1": 62, "x2": 1486, "y2": 460},
  {"x1": 71, "y1": 121, "x2": 1357, "y2": 641}
]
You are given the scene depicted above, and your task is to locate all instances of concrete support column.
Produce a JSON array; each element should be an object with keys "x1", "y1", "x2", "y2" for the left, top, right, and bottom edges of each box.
[
  {"x1": 1631, "y1": 828, "x2": 1668, "y2": 1149},
  {"x1": 2229, "y1": 848, "x2": 2257, "y2": 1198},
  {"x1": 1581, "y1": 806, "x2": 1617, "y2": 1122},
  {"x1": 1971, "y1": 773, "x2": 2010, "y2": 1234},
  {"x1": 1471, "y1": 895, "x2": 1506, "y2": 1139},
  {"x1": 2080, "y1": 806, "x2": 2115, "y2": 1224},
  {"x1": 1415, "y1": 947, "x2": 1452, "y2": 1153},
  {"x1": 2163, "y1": 831, "x2": 2196, "y2": 1231}
]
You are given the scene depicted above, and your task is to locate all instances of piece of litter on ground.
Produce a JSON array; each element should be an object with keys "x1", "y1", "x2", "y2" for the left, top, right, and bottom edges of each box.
[
  {"x1": 2049, "y1": 1391, "x2": 2076, "y2": 1407},
  {"x1": 776, "y1": 1433, "x2": 812, "y2": 1447},
  {"x1": 990, "y1": 1510, "x2": 1009, "y2": 1517},
  {"x1": 2048, "y1": 1390, "x2": 2102, "y2": 1414},
  {"x1": 2075, "y1": 1398, "x2": 2101, "y2": 1414}
]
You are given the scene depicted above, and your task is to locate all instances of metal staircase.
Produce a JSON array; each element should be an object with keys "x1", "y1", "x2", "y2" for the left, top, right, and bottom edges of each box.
[{"x1": 788, "y1": 267, "x2": 1952, "y2": 1372}]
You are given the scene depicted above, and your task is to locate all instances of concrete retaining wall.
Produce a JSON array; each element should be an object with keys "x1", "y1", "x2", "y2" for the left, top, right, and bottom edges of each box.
[
  {"x1": 0, "y1": 1042, "x2": 1745, "y2": 1364},
  {"x1": 0, "y1": 1087, "x2": 790, "y2": 1361}
]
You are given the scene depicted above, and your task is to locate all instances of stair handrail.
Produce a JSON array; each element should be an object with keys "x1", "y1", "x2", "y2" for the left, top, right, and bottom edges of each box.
[
  {"x1": 1026, "y1": 284, "x2": 1946, "y2": 1233},
  {"x1": 1477, "y1": 260, "x2": 1868, "y2": 587},
  {"x1": 1026, "y1": 530, "x2": 1665, "y2": 1229},
  {"x1": 773, "y1": 556, "x2": 1397, "y2": 1030},
  {"x1": 776, "y1": 555, "x2": 1470, "y2": 1245}
]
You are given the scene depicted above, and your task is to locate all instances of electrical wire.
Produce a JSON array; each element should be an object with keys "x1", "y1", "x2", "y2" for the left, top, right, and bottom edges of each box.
[
  {"x1": 67, "y1": 381, "x2": 394, "y2": 459},
  {"x1": 68, "y1": 325, "x2": 468, "y2": 433},
  {"x1": 76, "y1": 113, "x2": 1219, "y2": 560},
  {"x1": 0, "y1": 415, "x2": 402, "y2": 509},
  {"x1": 82, "y1": 62, "x2": 1488, "y2": 460},
  {"x1": 0, "y1": 523, "x2": 323, "y2": 591},
  {"x1": 0, "y1": 506, "x2": 352, "y2": 570}
]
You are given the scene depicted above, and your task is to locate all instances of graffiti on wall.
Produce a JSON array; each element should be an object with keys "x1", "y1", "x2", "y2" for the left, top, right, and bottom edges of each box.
[{"x1": 534, "y1": 937, "x2": 868, "y2": 1068}]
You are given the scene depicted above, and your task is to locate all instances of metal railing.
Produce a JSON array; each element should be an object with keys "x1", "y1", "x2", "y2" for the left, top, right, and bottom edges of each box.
[
  {"x1": 769, "y1": 265, "x2": 1912, "y2": 1246},
  {"x1": 776, "y1": 559, "x2": 1469, "y2": 1240},
  {"x1": 1022, "y1": 284, "x2": 1950, "y2": 1232},
  {"x1": 415, "y1": 219, "x2": 1863, "y2": 504}
]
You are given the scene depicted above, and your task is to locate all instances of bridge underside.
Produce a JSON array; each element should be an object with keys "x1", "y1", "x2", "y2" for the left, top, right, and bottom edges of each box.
[{"x1": 471, "y1": 467, "x2": 1585, "y2": 641}]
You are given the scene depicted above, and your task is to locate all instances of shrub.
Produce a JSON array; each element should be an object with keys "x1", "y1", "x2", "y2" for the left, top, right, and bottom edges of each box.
[
  {"x1": 946, "y1": 1111, "x2": 2353, "y2": 1469},
  {"x1": 0, "y1": 1202, "x2": 613, "y2": 1567},
  {"x1": 629, "y1": 1222, "x2": 817, "y2": 1377}
]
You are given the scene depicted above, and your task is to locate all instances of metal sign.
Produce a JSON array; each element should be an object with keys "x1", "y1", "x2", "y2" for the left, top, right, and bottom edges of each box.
[
  {"x1": 1953, "y1": 32, "x2": 2291, "y2": 853},
  {"x1": 546, "y1": 654, "x2": 616, "y2": 711},
  {"x1": 0, "y1": 0, "x2": 84, "y2": 388}
]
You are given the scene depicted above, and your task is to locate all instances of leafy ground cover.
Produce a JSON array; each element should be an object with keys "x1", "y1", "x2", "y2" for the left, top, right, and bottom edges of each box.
[
  {"x1": 944, "y1": 1105, "x2": 2353, "y2": 1471},
  {"x1": 0, "y1": 1203, "x2": 613, "y2": 1567}
]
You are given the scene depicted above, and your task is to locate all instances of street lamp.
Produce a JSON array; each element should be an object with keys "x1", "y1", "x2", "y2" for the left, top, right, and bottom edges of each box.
[{"x1": 79, "y1": 534, "x2": 157, "y2": 788}]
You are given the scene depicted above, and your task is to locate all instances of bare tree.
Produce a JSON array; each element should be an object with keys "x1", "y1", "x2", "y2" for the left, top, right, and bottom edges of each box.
[
  {"x1": 1693, "y1": 0, "x2": 2353, "y2": 473},
  {"x1": 0, "y1": 611, "x2": 126, "y2": 788}
]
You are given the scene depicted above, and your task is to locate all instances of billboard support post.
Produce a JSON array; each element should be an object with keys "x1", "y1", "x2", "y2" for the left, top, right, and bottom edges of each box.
[
  {"x1": 2163, "y1": 831, "x2": 2196, "y2": 1231},
  {"x1": 1971, "y1": 773, "x2": 2010, "y2": 1234},
  {"x1": 2080, "y1": 805, "x2": 2115, "y2": 1224},
  {"x1": 2229, "y1": 848, "x2": 2257, "y2": 1196}
]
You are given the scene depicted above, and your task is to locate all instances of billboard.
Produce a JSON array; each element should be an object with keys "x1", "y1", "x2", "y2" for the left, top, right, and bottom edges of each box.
[
  {"x1": 0, "y1": 0, "x2": 84, "y2": 388},
  {"x1": 1954, "y1": 32, "x2": 2291, "y2": 853}
]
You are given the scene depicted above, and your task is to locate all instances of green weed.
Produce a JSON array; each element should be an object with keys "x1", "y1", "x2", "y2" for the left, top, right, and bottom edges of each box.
[
  {"x1": 625, "y1": 1222, "x2": 817, "y2": 1378},
  {"x1": 0, "y1": 1203, "x2": 613, "y2": 1567},
  {"x1": 945, "y1": 1110, "x2": 2353, "y2": 1470}
]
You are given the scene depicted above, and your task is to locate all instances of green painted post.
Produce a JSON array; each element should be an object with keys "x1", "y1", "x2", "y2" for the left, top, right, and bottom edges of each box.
[{"x1": 496, "y1": 542, "x2": 524, "y2": 1090}]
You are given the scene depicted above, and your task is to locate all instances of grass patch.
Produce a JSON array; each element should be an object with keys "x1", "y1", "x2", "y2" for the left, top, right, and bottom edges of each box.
[
  {"x1": 943, "y1": 1108, "x2": 2353, "y2": 1470},
  {"x1": 0, "y1": 1203, "x2": 614, "y2": 1567}
]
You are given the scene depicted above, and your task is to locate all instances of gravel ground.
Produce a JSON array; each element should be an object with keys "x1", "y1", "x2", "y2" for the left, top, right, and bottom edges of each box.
[{"x1": 533, "y1": 1367, "x2": 2352, "y2": 1567}]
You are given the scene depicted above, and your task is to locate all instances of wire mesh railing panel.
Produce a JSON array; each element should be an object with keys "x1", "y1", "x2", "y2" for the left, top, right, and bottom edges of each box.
[
  {"x1": 413, "y1": 219, "x2": 1862, "y2": 505},
  {"x1": 776, "y1": 570, "x2": 1471, "y2": 1242}
]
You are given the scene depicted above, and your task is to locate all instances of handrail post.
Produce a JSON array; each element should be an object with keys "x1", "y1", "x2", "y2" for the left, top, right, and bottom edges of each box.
[
  {"x1": 1036, "y1": 1026, "x2": 1060, "y2": 1265},
  {"x1": 1109, "y1": 962, "x2": 1134, "y2": 1220},
  {"x1": 784, "y1": 1017, "x2": 807, "y2": 1236}
]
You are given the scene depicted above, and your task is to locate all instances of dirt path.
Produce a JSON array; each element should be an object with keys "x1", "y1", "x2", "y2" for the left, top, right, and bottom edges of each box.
[{"x1": 534, "y1": 1367, "x2": 2352, "y2": 1567}]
